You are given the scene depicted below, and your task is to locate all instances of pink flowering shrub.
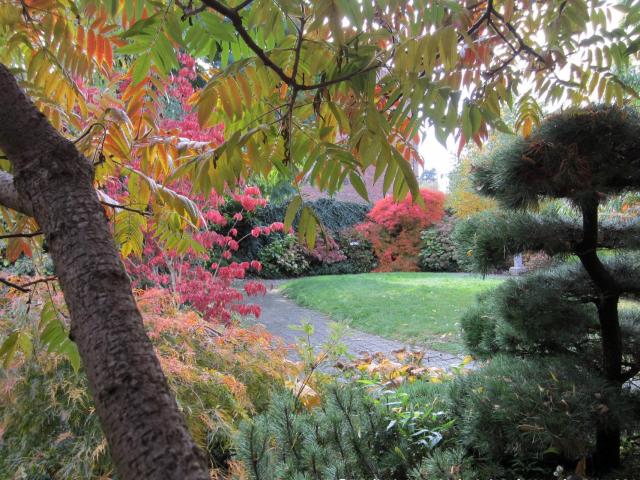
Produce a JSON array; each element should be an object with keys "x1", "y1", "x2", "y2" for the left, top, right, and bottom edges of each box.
[
  {"x1": 125, "y1": 186, "x2": 288, "y2": 323},
  {"x1": 113, "y1": 55, "x2": 288, "y2": 324}
]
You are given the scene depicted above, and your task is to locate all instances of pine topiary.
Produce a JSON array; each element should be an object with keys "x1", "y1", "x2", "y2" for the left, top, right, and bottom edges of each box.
[
  {"x1": 446, "y1": 355, "x2": 629, "y2": 477},
  {"x1": 459, "y1": 105, "x2": 640, "y2": 472}
]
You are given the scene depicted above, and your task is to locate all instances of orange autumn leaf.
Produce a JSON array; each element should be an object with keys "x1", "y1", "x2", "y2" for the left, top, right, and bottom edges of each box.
[{"x1": 87, "y1": 29, "x2": 96, "y2": 60}]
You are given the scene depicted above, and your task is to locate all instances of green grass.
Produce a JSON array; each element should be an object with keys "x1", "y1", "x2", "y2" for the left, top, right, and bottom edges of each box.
[{"x1": 282, "y1": 272, "x2": 503, "y2": 354}]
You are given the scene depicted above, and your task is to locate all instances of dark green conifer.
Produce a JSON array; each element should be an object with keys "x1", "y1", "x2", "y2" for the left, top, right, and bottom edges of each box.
[{"x1": 458, "y1": 105, "x2": 640, "y2": 471}]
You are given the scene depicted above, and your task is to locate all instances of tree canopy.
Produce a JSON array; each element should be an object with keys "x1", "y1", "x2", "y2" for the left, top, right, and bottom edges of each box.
[
  {"x1": 1, "y1": 0, "x2": 640, "y2": 478},
  {"x1": 1, "y1": 0, "x2": 640, "y2": 250}
]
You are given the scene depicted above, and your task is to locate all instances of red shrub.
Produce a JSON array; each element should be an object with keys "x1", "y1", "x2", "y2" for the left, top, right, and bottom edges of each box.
[
  {"x1": 304, "y1": 235, "x2": 347, "y2": 265},
  {"x1": 356, "y1": 189, "x2": 445, "y2": 272}
]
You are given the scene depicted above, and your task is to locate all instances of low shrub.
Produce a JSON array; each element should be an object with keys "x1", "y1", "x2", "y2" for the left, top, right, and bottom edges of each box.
[
  {"x1": 409, "y1": 447, "x2": 480, "y2": 480},
  {"x1": 419, "y1": 216, "x2": 460, "y2": 272},
  {"x1": 303, "y1": 234, "x2": 347, "y2": 266},
  {"x1": 238, "y1": 380, "x2": 455, "y2": 480},
  {"x1": 334, "y1": 229, "x2": 377, "y2": 273},
  {"x1": 0, "y1": 288, "x2": 299, "y2": 479},
  {"x1": 447, "y1": 355, "x2": 633, "y2": 477},
  {"x1": 522, "y1": 250, "x2": 553, "y2": 271},
  {"x1": 257, "y1": 235, "x2": 309, "y2": 278},
  {"x1": 306, "y1": 229, "x2": 377, "y2": 276},
  {"x1": 356, "y1": 189, "x2": 445, "y2": 272}
]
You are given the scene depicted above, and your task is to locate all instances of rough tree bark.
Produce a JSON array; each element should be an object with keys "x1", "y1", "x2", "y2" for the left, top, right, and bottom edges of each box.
[
  {"x1": 577, "y1": 196, "x2": 622, "y2": 471},
  {"x1": 0, "y1": 65, "x2": 209, "y2": 479}
]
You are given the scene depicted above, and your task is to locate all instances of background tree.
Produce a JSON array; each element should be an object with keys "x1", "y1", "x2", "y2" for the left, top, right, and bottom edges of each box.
[
  {"x1": 457, "y1": 105, "x2": 640, "y2": 472},
  {"x1": 0, "y1": 0, "x2": 640, "y2": 478}
]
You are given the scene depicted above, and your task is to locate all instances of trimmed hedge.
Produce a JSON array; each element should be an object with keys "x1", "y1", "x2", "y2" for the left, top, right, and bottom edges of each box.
[{"x1": 257, "y1": 198, "x2": 370, "y2": 233}]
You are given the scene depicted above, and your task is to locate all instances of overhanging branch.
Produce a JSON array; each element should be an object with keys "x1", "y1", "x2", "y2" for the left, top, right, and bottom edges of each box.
[
  {"x1": 0, "y1": 170, "x2": 33, "y2": 216},
  {"x1": 197, "y1": 0, "x2": 381, "y2": 91}
]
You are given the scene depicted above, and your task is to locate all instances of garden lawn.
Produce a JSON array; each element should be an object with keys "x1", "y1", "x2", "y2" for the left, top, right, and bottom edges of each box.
[{"x1": 282, "y1": 272, "x2": 503, "y2": 354}]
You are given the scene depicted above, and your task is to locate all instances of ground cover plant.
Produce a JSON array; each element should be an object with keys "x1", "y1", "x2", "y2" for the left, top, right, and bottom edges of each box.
[
  {"x1": 237, "y1": 346, "x2": 470, "y2": 480},
  {"x1": 0, "y1": 286, "x2": 300, "y2": 479},
  {"x1": 282, "y1": 272, "x2": 502, "y2": 354}
]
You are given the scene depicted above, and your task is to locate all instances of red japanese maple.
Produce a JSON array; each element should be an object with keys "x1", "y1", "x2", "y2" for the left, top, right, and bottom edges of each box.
[{"x1": 357, "y1": 189, "x2": 445, "y2": 272}]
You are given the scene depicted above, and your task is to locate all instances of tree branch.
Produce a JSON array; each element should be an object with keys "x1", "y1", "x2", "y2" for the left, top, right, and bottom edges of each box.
[
  {"x1": 100, "y1": 200, "x2": 151, "y2": 217},
  {"x1": 233, "y1": 0, "x2": 254, "y2": 11},
  {"x1": 0, "y1": 276, "x2": 30, "y2": 292},
  {"x1": 0, "y1": 230, "x2": 42, "y2": 239},
  {"x1": 198, "y1": 0, "x2": 381, "y2": 91},
  {"x1": 20, "y1": 275, "x2": 57, "y2": 288},
  {"x1": 0, "y1": 275, "x2": 58, "y2": 293},
  {"x1": 0, "y1": 170, "x2": 33, "y2": 216},
  {"x1": 490, "y1": 7, "x2": 547, "y2": 66}
]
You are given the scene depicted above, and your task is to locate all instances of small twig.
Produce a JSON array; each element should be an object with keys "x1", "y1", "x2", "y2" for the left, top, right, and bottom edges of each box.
[
  {"x1": 73, "y1": 122, "x2": 107, "y2": 144},
  {"x1": 100, "y1": 200, "x2": 151, "y2": 217},
  {"x1": 491, "y1": 7, "x2": 547, "y2": 66},
  {"x1": 175, "y1": 0, "x2": 207, "y2": 19},
  {"x1": 20, "y1": 276, "x2": 57, "y2": 288},
  {"x1": 0, "y1": 277, "x2": 30, "y2": 292},
  {"x1": 0, "y1": 275, "x2": 57, "y2": 292},
  {"x1": 488, "y1": 17, "x2": 518, "y2": 54},
  {"x1": 0, "y1": 230, "x2": 43, "y2": 239},
  {"x1": 233, "y1": 0, "x2": 254, "y2": 11}
]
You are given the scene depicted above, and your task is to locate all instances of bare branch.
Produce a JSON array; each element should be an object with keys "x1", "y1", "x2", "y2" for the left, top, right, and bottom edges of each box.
[
  {"x1": 0, "y1": 275, "x2": 58, "y2": 293},
  {"x1": 488, "y1": 17, "x2": 518, "y2": 54},
  {"x1": 197, "y1": 0, "x2": 381, "y2": 91},
  {"x1": 0, "y1": 230, "x2": 42, "y2": 239},
  {"x1": 0, "y1": 276, "x2": 30, "y2": 292},
  {"x1": 233, "y1": 0, "x2": 253, "y2": 11},
  {"x1": 283, "y1": 8, "x2": 306, "y2": 164},
  {"x1": 491, "y1": 7, "x2": 547, "y2": 66},
  {"x1": 20, "y1": 276, "x2": 57, "y2": 288},
  {"x1": 100, "y1": 200, "x2": 151, "y2": 217}
]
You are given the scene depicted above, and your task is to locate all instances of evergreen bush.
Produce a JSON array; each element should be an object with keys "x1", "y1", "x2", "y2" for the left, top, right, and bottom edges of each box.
[
  {"x1": 458, "y1": 105, "x2": 640, "y2": 472},
  {"x1": 257, "y1": 198, "x2": 370, "y2": 233},
  {"x1": 447, "y1": 356, "x2": 628, "y2": 477},
  {"x1": 419, "y1": 216, "x2": 460, "y2": 272},
  {"x1": 238, "y1": 381, "x2": 455, "y2": 480}
]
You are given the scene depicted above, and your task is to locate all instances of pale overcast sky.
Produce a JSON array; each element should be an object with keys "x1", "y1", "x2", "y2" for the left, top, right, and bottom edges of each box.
[{"x1": 419, "y1": 127, "x2": 457, "y2": 192}]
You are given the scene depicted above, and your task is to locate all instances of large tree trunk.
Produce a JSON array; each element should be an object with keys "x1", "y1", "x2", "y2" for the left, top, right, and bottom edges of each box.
[
  {"x1": 0, "y1": 65, "x2": 209, "y2": 479},
  {"x1": 577, "y1": 196, "x2": 622, "y2": 472}
]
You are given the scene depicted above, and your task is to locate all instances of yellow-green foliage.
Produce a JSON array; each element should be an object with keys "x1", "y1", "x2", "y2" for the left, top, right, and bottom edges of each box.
[
  {"x1": 0, "y1": 287, "x2": 299, "y2": 479},
  {"x1": 447, "y1": 140, "x2": 499, "y2": 219}
]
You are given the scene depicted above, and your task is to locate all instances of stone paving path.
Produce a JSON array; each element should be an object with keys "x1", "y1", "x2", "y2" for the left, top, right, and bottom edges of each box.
[{"x1": 243, "y1": 280, "x2": 463, "y2": 370}]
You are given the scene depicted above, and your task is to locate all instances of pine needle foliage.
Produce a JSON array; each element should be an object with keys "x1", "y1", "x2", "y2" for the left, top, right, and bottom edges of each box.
[
  {"x1": 473, "y1": 105, "x2": 640, "y2": 209},
  {"x1": 447, "y1": 356, "x2": 630, "y2": 477},
  {"x1": 237, "y1": 383, "x2": 455, "y2": 480},
  {"x1": 454, "y1": 209, "x2": 640, "y2": 273},
  {"x1": 458, "y1": 105, "x2": 640, "y2": 472}
]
